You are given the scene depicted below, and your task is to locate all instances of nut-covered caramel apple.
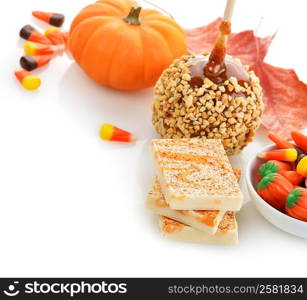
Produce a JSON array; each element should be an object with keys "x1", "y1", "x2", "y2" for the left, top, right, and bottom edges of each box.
[{"x1": 152, "y1": 20, "x2": 264, "y2": 155}]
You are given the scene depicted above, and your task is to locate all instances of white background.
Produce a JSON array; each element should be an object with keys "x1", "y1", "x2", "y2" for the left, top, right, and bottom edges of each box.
[{"x1": 0, "y1": 0, "x2": 306, "y2": 277}]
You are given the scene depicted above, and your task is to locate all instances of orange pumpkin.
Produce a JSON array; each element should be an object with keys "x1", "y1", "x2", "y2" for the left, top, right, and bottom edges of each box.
[
  {"x1": 68, "y1": 0, "x2": 187, "y2": 90},
  {"x1": 257, "y1": 173, "x2": 293, "y2": 211},
  {"x1": 286, "y1": 188, "x2": 307, "y2": 222}
]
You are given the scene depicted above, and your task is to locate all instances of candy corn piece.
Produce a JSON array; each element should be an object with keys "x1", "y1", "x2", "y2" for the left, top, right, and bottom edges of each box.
[
  {"x1": 291, "y1": 131, "x2": 307, "y2": 153},
  {"x1": 100, "y1": 123, "x2": 136, "y2": 142},
  {"x1": 24, "y1": 41, "x2": 64, "y2": 56},
  {"x1": 19, "y1": 25, "x2": 51, "y2": 45},
  {"x1": 14, "y1": 70, "x2": 41, "y2": 90},
  {"x1": 20, "y1": 55, "x2": 52, "y2": 71},
  {"x1": 296, "y1": 156, "x2": 307, "y2": 177},
  {"x1": 258, "y1": 148, "x2": 298, "y2": 162},
  {"x1": 268, "y1": 133, "x2": 293, "y2": 149},
  {"x1": 45, "y1": 27, "x2": 65, "y2": 45},
  {"x1": 32, "y1": 11, "x2": 65, "y2": 27}
]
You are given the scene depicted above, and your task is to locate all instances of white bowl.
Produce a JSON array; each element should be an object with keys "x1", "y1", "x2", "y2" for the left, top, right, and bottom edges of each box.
[{"x1": 245, "y1": 144, "x2": 307, "y2": 239}]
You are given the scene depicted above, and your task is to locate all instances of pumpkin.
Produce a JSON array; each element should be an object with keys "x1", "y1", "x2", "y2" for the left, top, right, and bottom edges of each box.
[
  {"x1": 256, "y1": 160, "x2": 292, "y2": 181},
  {"x1": 282, "y1": 170, "x2": 304, "y2": 186},
  {"x1": 286, "y1": 188, "x2": 307, "y2": 222},
  {"x1": 68, "y1": 0, "x2": 187, "y2": 90},
  {"x1": 257, "y1": 173, "x2": 293, "y2": 211}
]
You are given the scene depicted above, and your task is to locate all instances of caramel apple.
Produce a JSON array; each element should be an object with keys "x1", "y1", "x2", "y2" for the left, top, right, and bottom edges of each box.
[{"x1": 152, "y1": 18, "x2": 264, "y2": 155}]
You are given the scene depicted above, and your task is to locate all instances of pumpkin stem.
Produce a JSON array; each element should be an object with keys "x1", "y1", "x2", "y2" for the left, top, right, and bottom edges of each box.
[{"x1": 124, "y1": 5, "x2": 141, "y2": 25}]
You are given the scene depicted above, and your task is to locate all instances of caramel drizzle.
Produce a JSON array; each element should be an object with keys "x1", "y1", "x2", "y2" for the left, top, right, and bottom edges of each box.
[{"x1": 203, "y1": 21, "x2": 231, "y2": 84}]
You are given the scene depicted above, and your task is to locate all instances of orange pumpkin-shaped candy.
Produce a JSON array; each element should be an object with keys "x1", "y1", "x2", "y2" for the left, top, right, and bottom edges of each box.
[
  {"x1": 282, "y1": 171, "x2": 304, "y2": 186},
  {"x1": 68, "y1": 0, "x2": 187, "y2": 90},
  {"x1": 286, "y1": 188, "x2": 307, "y2": 222},
  {"x1": 256, "y1": 160, "x2": 292, "y2": 182},
  {"x1": 257, "y1": 173, "x2": 293, "y2": 211}
]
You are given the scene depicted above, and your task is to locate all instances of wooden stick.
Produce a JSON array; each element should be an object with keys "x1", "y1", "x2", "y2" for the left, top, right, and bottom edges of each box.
[
  {"x1": 205, "y1": 0, "x2": 236, "y2": 70},
  {"x1": 223, "y1": 0, "x2": 236, "y2": 22}
]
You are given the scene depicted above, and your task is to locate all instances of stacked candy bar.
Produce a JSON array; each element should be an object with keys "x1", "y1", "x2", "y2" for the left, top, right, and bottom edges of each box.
[
  {"x1": 146, "y1": 138, "x2": 243, "y2": 245},
  {"x1": 14, "y1": 11, "x2": 68, "y2": 90}
]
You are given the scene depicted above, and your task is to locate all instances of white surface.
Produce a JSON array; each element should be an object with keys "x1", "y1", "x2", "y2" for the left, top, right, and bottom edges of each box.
[
  {"x1": 0, "y1": 0, "x2": 307, "y2": 277},
  {"x1": 246, "y1": 144, "x2": 307, "y2": 239}
]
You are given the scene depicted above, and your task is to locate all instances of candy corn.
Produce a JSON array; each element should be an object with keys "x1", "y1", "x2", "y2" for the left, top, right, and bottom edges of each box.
[
  {"x1": 268, "y1": 133, "x2": 293, "y2": 149},
  {"x1": 100, "y1": 123, "x2": 136, "y2": 142},
  {"x1": 258, "y1": 148, "x2": 298, "y2": 162},
  {"x1": 32, "y1": 11, "x2": 65, "y2": 27},
  {"x1": 20, "y1": 55, "x2": 52, "y2": 71},
  {"x1": 14, "y1": 70, "x2": 41, "y2": 90},
  {"x1": 24, "y1": 41, "x2": 63, "y2": 56},
  {"x1": 282, "y1": 171, "x2": 304, "y2": 186},
  {"x1": 291, "y1": 131, "x2": 307, "y2": 153},
  {"x1": 296, "y1": 156, "x2": 307, "y2": 177},
  {"x1": 44, "y1": 27, "x2": 65, "y2": 45},
  {"x1": 19, "y1": 25, "x2": 51, "y2": 45}
]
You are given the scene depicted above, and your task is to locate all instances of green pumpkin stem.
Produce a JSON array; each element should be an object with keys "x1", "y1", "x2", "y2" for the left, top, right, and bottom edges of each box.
[
  {"x1": 286, "y1": 188, "x2": 302, "y2": 208},
  {"x1": 124, "y1": 5, "x2": 142, "y2": 25},
  {"x1": 257, "y1": 173, "x2": 275, "y2": 190},
  {"x1": 259, "y1": 162, "x2": 279, "y2": 178}
]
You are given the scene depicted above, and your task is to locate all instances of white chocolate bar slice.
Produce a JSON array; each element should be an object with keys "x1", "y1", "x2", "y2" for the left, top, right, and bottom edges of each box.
[
  {"x1": 146, "y1": 169, "x2": 240, "y2": 235},
  {"x1": 147, "y1": 177, "x2": 226, "y2": 234},
  {"x1": 151, "y1": 138, "x2": 243, "y2": 210},
  {"x1": 159, "y1": 214, "x2": 238, "y2": 245}
]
